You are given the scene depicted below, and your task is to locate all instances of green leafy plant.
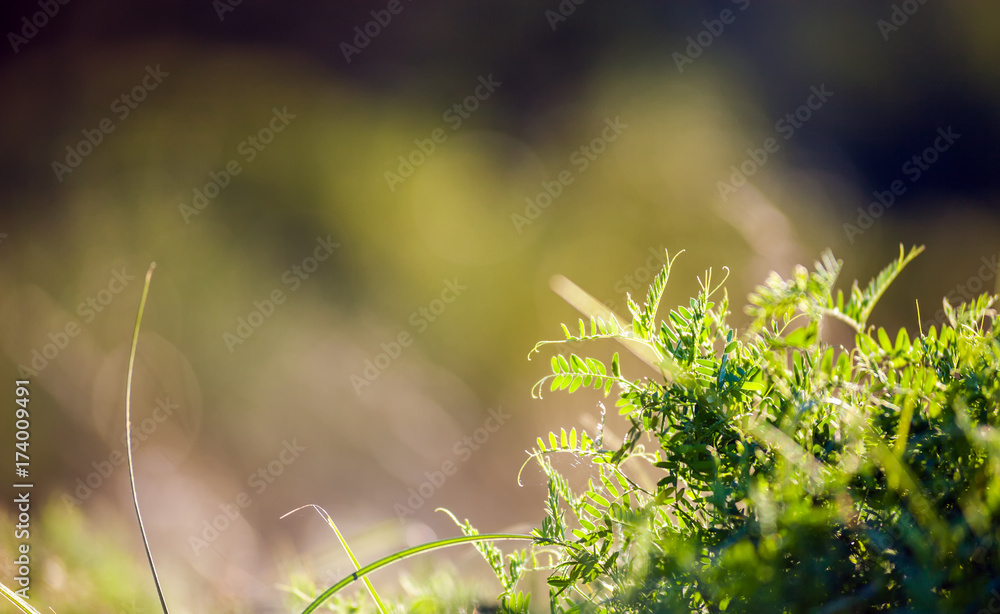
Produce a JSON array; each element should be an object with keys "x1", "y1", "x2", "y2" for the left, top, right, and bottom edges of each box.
[
  {"x1": 10, "y1": 246, "x2": 998, "y2": 614},
  {"x1": 449, "y1": 245, "x2": 999, "y2": 612}
]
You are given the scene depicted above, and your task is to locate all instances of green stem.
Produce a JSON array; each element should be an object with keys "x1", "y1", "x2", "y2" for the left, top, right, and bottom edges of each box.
[
  {"x1": 300, "y1": 534, "x2": 535, "y2": 614},
  {"x1": 282, "y1": 504, "x2": 389, "y2": 614},
  {"x1": 0, "y1": 581, "x2": 42, "y2": 614},
  {"x1": 125, "y1": 263, "x2": 171, "y2": 614}
]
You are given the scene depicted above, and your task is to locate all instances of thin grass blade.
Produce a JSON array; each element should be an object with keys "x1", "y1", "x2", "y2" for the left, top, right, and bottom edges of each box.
[
  {"x1": 125, "y1": 262, "x2": 171, "y2": 614},
  {"x1": 282, "y1": 504, "x2": 389, "y2": 614},
  {"x1": 0, "y1": 581, "x2": 42, "y2": 614},
  {"x1": 300, "y1": 533, "x2": 533, "y2": 614}
]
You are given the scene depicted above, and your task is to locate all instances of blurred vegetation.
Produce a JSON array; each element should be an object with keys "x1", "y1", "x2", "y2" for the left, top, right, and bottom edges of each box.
[{"x1": 0, "y1": 2, "x2": 998, "y2": 611}]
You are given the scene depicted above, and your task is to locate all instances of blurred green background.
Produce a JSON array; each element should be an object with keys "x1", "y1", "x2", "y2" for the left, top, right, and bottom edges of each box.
[{"x1": 1, "y1": 1, "x2": 998, "y2": 611}]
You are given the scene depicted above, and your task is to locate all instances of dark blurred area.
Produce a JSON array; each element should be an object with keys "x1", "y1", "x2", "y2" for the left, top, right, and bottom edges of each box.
[{"x1": 0, "y1": 1, "x2": 998, "y2": 611}]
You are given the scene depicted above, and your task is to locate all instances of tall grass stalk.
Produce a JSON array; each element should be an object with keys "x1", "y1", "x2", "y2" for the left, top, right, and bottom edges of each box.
[
  {"x1": 0, "y1": 580, "x2": 42, "y2": 613},
  {"x1": 125, "y1": 262, "x2": 171, "y2": 614},
  {"x1": 282, "y1": 504, "x2": 390, "y2": 614}
]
